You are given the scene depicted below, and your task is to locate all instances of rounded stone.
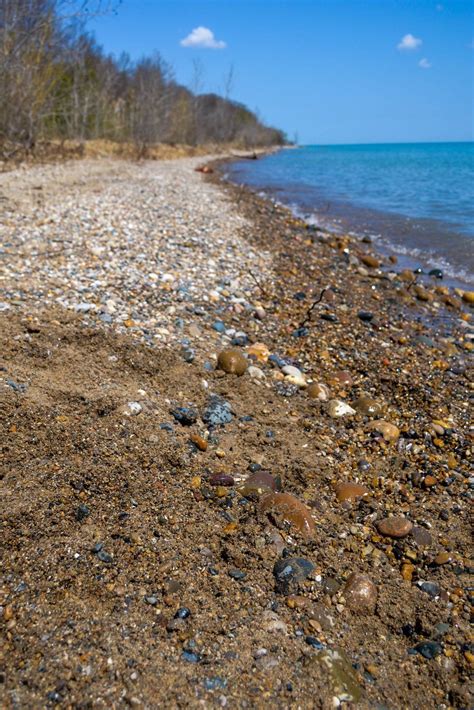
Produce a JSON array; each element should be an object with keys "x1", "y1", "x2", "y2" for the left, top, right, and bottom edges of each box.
[
  {"x1": 376, "y1": 516, "x2": 413, "y2": 538},
  {"x1": 328, "y1": 399, "x2": 356, "y2": 418},
  {"x1": 307, "y1": 382, "x2": 330, "y2": 401},
  {"x1": 273, "y1": 557, "x2": 315, "y2": 595},
  {"x1": 343, "y1": 573, "x2": 377, "y2": 614},
  {"x1": 366, "y1": 420, "x2": 400, "y2": 442},
  {"x1": 217, "y1": 349, "x2": 248, "y2": 375},
  {"x1": 353, "y1": 397, "x2": 382, "y2": 418},
  {"x1": 360, "y1": 254, "x2": 380, "y2": 269},
  {"x1": 334, "y1": 482, "x2": 370, "y2": 503}
]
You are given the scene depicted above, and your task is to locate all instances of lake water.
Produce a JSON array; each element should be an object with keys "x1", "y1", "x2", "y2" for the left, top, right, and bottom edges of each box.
[{"x1": 226, "y1": 142, "x2": 474, "y2": 286}]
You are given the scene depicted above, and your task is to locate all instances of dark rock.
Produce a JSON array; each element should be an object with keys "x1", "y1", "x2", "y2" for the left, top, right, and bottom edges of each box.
[
  {"x1": 181, "y1": 347, "x2": 195, "y2": 363},
  {"x1": 6, "y1": 379, "x2": 27, "y2": 393},
  {"x1": 228, "y1": 569, "x2": 246, "y2": 580},
  {"x1": 428, "y1": 269, "x2": 443, "y2": 279},
  {"x1": 273, "y1": 557, "x2": 314, "y2": 594},
  {"x1": 97, "y1": 550, "x2": 113, "y2": 563},
  {"x1": 75, "y1": 503, "x2": 90, "y2": 522},
  {"x1": 413, "y1": 641, "x2": 442, "y2": 659},
  {"x1": 160, "y1": 422, "x2": 174, "y2": 432},
  {"x1": 320, "y1": 313, "x2": 338, "y2": 322},
  {"x1": 170, "y1": 407, "x2": 198, "y2": 426},
  {"x1": 181, "y1": 650, "x2": 201, "y2": 663},
  {"x1": 418, "y1": 581, "x2": 441, "y2": 598},
  {"x1": 293, "y1": 291, "x2": 307, "y2": 301},
  {"x1": 305, "y1": 636, "x2": 325, "y2": 650},
  {"x1": 174, "y1": 607, "x2": 191, "y2": 619},
  {"x1": 357, "y1": 310, "x2": 374, "y2": 322},
  {"x1": 292, "y1": 326, "x2": 309, "y2": 337}
]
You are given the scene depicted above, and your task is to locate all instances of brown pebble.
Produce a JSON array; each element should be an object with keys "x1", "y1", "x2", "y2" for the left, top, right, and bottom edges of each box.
[
  {"x1": 217, "y1": 349, "x2": 248, "y2": 375},
  {"x1": 334, "y1": 482, "x2": 370, "y2": 503},
  {"x1": 411, "y1": 526, "x2": 432, "y2": 547},
  {"x1": 332, "y1": 370, "x2": 353, "y2": 388},
  {"x1": 307, "y1": 382, "x2": 330, "y2": 401},
  {"x1": 433, "y1": 552, "x2": 452, "y2": 565},
  {"x1": 238, "y1": 470, "x2": 277, "y2": 496},
  {"x1": 366, "y1": 419, "x2": 400, "y2": 442},
  {"x1": 376, "y1": 516, "x2": 413, "y2": 538},
  {"x1": 423, "y1": 475, "x2": 437, "y2": 488},
  {"x1": 260, "y1": 492, "x2": 316, "y2": 539},
  {"x1": 353, "y1": 397, "x2": 382, "y2": 418},
  {"x1": 343, "y1": 573, "x2": 377, "y2": 614},
  {"x1": 190, "y1": 434, "x2": 207, "y2": 451},
  {"x1": 360, "y1": 254, "x2": 380, "y2": 268},
  {"x1": 210, "y1": 473, "x2": 234, "y2": 487}
]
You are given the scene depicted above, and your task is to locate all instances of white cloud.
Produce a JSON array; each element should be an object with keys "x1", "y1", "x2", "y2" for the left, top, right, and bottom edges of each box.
[
  {"x1": 397, "y1": 33, "x2": 422, "y2": 51},
  {"x1": 180, "y1": 26, "x2": 226, "y2": 49},
  {"x1": 419, "y1": 58, "x2": 432, "y2": 69}
]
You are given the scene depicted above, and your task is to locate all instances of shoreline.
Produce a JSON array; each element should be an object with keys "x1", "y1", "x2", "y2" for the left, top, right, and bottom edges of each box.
[
  {"x1": 1, "y1": 156, "x2": 472, "y2": 708},
  {"x1": 221, "y1": 150, "x2": 474, "y2": 291}
]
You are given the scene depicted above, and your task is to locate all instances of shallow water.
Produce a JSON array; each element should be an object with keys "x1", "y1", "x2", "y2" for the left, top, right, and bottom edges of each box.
[{"x1": 227, "y1": 143, "x2": 474, "y2": 286}]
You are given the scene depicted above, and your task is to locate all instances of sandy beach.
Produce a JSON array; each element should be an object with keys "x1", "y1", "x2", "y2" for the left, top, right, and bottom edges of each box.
[{"x1": 1, "y1": 157, "x2": 473, "y2": 708}]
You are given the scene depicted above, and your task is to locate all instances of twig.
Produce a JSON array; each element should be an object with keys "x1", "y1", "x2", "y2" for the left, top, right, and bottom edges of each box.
[
  {"x1": 406, "y1": 275, "x2": 418, "y2": 291},
  {"x1": 299, "y1": 286, "x2": 330, "y2": 328},
  {"x1": 249, "y1": 270, "x2": 268, "y2": 297}
]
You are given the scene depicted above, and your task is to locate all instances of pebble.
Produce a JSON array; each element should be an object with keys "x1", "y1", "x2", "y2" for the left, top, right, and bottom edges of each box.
[
  {"x1": 210, "y1": 474, "x2": 234, "y2": 487},
  {"x1": 306, "y1": 382, "x2": 330, "y2": 401},
  {"x1": 334, "y1": 482, "x2": 370, "y2": 503},
  {"x1": 366, "y1": 419, "x2": 400, "y2": 442},
  {"x1": 247, "y1": 365, "x2": 265, "y2": 380},
  {"x1": 376, "y1": 516, "x2": 413, "y2": 538},
  {"x1": 360, "y1": 254, "x2": 380, "y2": 269},
  {"x1": 332, "y1": 370, "x2": 353, "y2": 388},
  {"x1": 418, "y1": 581, "x2": 441, "y2": 598},
  {"x1": 170, "y1": 407, "x2": 198, "y2": 426},
  {"x1": 353, "y1": 396, "x2": 382, "y2": 417},
  {"x1": 262, "y1": 609, "x2": 287, "y2": 633},
  {"x1": 357, "y1": 310, "x2": 374, "y2": 322},
  {"x1": 202, "y1": 396, "x2": 233, "y2": 427},
  {"x1": 212, "y1": 321, "x2": 226, "y2": 333},
  {"x1": 181, "y1": 650, "x2": 201, "y2": 663},
  {"x1": 327, "y1": 399, "x2": 356, "y2": 417},
  {"x1": 217, "y1": 349, "x2": 248, "y2": 375},
  {"x1": 247, "y1": 342, "x2": 270, "y2": 363},
  {"x1": 282, "y1": 364, "x2": 307, "y2": 388},
  {"x1": 75, "y1": 503, "x2": 90, "y2": 522},
  {"x1": 411, "y1": 526, "x2": 432, "y2": 547},
  {"x1": 238, "y1": 471, "x2": 278, "y2": 496},
  {"x1": 309, "y1": 648, "x2": 362, "y2": 703},
  {"x1": 190, "y1": 434, "x2": 207, "y2": 451},
  {"x1": 260, "y1": 492, "x2": 316, "y2": 538},
  {"x1": 412, "y1": 642, "x2": 442, "y2": 660},
  {"x1": 273, "y1": 557, "x2": 315, "y2": 595},
  {"x1": 342, "y1": 573, "x2": 377, "y2": 614},
  {"x1": 433, "y1": 552, "x2": 452, "y2": 565}
]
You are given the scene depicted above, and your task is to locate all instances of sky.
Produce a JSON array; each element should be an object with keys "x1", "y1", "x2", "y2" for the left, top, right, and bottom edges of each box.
[{"x1": 89, "y1": 0, "x2": 474, "y2": 145}]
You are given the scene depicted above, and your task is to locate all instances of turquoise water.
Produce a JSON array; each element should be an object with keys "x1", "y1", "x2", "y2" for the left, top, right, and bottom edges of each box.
[{"x1": 227, "y1": 143, "x2": 474, "y2": 285}]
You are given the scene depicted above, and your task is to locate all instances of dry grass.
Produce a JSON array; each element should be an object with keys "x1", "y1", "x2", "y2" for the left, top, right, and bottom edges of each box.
[{"x1": 0, "y1": 139, "x2": 257, "y2": 171}]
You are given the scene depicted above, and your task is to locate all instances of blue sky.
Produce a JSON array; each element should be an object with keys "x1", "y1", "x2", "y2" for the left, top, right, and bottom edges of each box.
[{"x1": 90, "y1": 0, "x2": 474, "y2": 144}]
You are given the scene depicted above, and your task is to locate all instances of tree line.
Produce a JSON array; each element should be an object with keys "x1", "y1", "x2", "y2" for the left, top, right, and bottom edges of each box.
[{"x1": 0, "y1": 0, "x2": 286, "y2": 159}]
